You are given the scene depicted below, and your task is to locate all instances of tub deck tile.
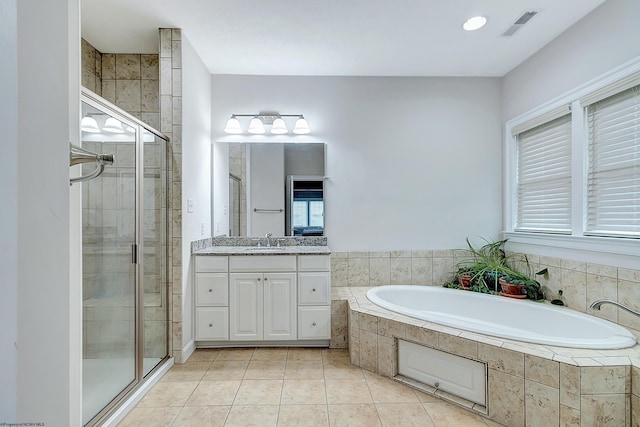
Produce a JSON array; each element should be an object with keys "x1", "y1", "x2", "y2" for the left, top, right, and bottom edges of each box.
[
  {"x1": 573, "y1": 357, "x2": 605, "y2": 367},
  {"x1": 345, "y1": 288, "x2": 638, "y2": 427}
]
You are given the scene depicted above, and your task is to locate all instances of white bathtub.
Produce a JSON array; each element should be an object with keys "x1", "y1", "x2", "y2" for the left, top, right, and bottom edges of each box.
[{"x1": 366, "y1": 285, "x2": 637, "y2": 349}]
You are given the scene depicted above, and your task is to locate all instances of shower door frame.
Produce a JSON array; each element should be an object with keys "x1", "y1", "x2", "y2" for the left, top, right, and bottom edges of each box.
[{"x1": 81, "y1": 88, "x2": 171, "y2": 426}]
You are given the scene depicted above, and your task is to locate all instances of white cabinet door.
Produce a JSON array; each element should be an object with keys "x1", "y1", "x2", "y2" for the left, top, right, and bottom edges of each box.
[
  {"x1": 264, "y1": 273, "x2": 297, "y2": 340},
  {"x1": 195, "y1": 307, "x2": 229, "y2": 340},
  {"x1": 230, "y1": 273, "x2": 263, "y2": 340}
]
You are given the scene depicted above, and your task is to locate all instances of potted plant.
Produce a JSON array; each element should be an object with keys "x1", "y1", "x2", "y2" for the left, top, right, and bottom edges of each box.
[
  {"x1": 498, "y1": 275, "x2": 528, "y2": 297},
  {"x1": 454, "y1": 238, "x2": 525, "y2": 293},
  {"x1": 446, "y1": 237, "x2": 547, "y2": 300}
]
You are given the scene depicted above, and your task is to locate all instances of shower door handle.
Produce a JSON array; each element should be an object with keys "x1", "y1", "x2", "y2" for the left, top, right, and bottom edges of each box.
[{"x1": 131, "y1": 244, "x2": 138, "y2": 264}]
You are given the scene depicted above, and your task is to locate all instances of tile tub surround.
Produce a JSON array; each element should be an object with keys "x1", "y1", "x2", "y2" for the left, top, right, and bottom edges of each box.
[
  {"x1": 341, "y1": 286, "x2": 640, "y2": 427},
  {"x1": 329, "y1": 250, "x2": 640, "y2": 336}
]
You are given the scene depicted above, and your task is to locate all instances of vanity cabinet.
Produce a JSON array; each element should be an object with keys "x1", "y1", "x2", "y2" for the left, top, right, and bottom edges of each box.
[
  {"x1": 194, "y1": 256, "x2": 229, "y2": 340},
  {"x1": 297, "y1": 255, "x2": 331, "y2": 339},
  {"x1": 193, "y1": 252, "x2": 330, "y2": 345}
]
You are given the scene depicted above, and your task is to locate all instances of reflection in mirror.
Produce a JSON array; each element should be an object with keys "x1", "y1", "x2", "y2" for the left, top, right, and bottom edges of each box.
[
  {"x1": 229, "y1": 174, "x2": 241, "y2": 236},
  {"x1": 287, "y1": 176, "x2": 324, "y2": 236},
  {"x1": 227, "y1": 142, "x2": 325, "y2": 237}
]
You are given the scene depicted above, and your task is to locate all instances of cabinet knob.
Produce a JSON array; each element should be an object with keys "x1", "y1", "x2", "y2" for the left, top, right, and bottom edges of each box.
[
  {"x1": 312, "y1": 288, "x2": 316, "y2": 292},
  {"x1": 312, "y1": 322, "x2": 317, "y2": 326},
  {"x1": 264, "y1": 277, "x2": 268, "y2": 281},
  {"x1": 208, "y1": 289, "x2": 212, "y2": 292},
  {"x1": 257, "y1": 278, "x2": 261, "y2": 281},
  {"x1": 209, "y1": 323, "x2": 213, "y2": 327}
]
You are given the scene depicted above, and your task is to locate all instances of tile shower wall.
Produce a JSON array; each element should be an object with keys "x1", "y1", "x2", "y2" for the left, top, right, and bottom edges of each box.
[
  {"x1": 81, "y1": 39, "x2": 102, "y2": 95},
  {"x1": 80, "y1": 38, "x2": 160, "y2": 130},
  {"x1": 158, "y1": 28, "x2": 184, "y2": 363},
  {"x1": 330, "y1": 250, "x2": 640, "y2": 334}
]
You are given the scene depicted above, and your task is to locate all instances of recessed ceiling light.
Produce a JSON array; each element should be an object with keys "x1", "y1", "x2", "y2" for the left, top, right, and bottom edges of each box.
[{"x1": 463, "y1": 16, "x2": 487, "y2": 31}]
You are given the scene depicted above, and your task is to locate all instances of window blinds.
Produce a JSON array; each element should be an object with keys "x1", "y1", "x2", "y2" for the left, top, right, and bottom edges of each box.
[
  {"x1": 586, "y1": 85, "x2": 640, "y2": 237},
  {"x1": 515, "y1": 114, "x2": 572, "y2": 233}
]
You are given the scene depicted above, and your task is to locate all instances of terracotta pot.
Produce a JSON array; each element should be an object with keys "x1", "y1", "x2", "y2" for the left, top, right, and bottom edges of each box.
[
  {"x1": 499, "y1": 277, "x2": 525, "y2": 295},
  {"x1": 458, "y1": 274, "x2": 472, "y2": 289}
]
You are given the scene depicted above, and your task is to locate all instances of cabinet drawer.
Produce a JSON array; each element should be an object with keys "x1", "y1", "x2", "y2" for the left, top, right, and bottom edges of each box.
[
  {"x1": 195, "y1": 307, "x2": 229, "y2": 340},
  {"x1": 298, "y1": 307, "x2": 331, "y2": 340},
  {"x1": 195, "y1": 273, "x2": 228, "y2": 306},
  {"x1": 297, "y1": 255, "x2": 331, "y2": 272},
  {"x1": 195, "y1": 256, "x2": 229, "y2": 272},
  {"x1": 229, "y1": 255, "x2": 296, "y2": 272},
  {"x1": 298, "y1": 272, "x2": 331, "y2": 305}
]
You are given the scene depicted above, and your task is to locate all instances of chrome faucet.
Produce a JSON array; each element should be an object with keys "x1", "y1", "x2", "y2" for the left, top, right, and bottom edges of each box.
[
  {"x1": 589, "y1": 299, "x2": 640, "y2": 318},
  {"x1": 265, "y1": 232, "x2": 273, "y2": 247}
]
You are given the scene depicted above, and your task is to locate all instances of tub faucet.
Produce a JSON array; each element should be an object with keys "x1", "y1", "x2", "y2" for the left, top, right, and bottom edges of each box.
[{"x1": 589, "y1": 299, "x2": 640, "y2": 318}]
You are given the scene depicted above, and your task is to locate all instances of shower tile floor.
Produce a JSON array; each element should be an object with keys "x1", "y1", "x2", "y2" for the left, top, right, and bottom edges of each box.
[{"x1": 119, "y1": 348, "x2": 502, "y2": 427}]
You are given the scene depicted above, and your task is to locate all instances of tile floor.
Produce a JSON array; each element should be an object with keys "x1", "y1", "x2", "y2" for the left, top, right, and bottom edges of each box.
[{"x1": 119, "y1": 348, "x2": 502, "y2": 426}]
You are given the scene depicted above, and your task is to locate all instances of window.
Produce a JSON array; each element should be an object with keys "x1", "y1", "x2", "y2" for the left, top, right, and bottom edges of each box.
[
  {"x1": 505, "y1": 65, "x2": 640, "y2": 262},
  {"x1": 515, "y1": 114, "x2": 572, "y2": 233},
  {"x1": 585, "y1": 85, "x2": 640, "y2": 238}
]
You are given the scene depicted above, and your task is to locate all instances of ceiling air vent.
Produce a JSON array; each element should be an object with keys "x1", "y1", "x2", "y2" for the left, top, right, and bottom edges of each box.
[{"x1": 501, "y1": 10, "x2": 538, "y2": 37}]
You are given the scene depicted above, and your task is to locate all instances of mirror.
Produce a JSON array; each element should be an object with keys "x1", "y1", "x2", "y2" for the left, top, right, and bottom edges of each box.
[{"x1": 227, "y1": 143, "x2": 325, "y2": 237}]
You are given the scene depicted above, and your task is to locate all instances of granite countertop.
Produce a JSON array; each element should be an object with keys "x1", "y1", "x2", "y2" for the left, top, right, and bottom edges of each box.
[{"x1": 192, "y1": 245, "x2": 331, "y2": 256}]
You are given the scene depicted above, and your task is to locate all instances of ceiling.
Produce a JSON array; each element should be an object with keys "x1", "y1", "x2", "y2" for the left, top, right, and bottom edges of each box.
[{"x1": 81, "y1": 0, "x2": 606, "y2": 77}]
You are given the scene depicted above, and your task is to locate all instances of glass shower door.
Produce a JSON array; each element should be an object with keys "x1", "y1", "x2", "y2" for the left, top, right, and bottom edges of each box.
[
  {"x1": 142, "y1": 129, "x2": 168, "y2": 376},
  {"x1": 81, "y1": 102, "x2": 137, "y2": 425}
]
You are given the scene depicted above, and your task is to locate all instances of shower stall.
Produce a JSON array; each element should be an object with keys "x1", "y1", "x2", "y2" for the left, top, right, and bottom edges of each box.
[{"x1": 75, "y1": 89, "x2": 170, "y2": 426}]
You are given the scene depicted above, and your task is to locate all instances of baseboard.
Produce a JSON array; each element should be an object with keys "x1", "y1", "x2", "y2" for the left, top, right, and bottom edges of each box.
[{"x1": 181, "y1": 339, "x2": 196, "y2": 363}]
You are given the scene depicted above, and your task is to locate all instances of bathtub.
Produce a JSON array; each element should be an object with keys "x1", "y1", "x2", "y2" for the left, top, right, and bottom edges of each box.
[{"x1": 366, "y1": 285, "x2": 637, "y2": 349}]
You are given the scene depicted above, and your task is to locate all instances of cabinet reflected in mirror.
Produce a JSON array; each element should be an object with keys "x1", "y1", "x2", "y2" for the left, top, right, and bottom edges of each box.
[{"x1": 224, "y1": 142, "x2": 325, "y2": 237}]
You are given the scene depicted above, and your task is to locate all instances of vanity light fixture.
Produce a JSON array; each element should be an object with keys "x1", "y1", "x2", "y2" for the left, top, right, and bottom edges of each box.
[
  {"x1": 271, "y1": 118, "x2": 288, "y2": 134},
  {"x1": 103, "y1": 117, "x2": 125, "y2": 133},
  {"x1": 223, "y1": 115, "x2": 242, "y2": 134},
  {"x1": 224, "y1": 112, "x2": 311, "y2": 135},
  {"x1": 293, "y1": 115, "x2": 311, "y2": 134},
  {"x1": 81, "y1": 116, "x2": 100, "y2": 133},
  {"x1": 248, "y1": 116, "x2": 266, "y2": 134},
  {"x1": 463, "y1": 15, "x2": 487, "y2": 31}
]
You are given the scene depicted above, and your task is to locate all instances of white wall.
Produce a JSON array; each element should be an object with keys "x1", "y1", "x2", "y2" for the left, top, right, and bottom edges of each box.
[
  {"x1": 13, "y1": 0, "x2": 79, "y2": 425},
  {"x1": 211, "y1": 75, "x2": 503, "y2": 251},
  {"x1": 502, "y1": 0, "x2": 640, "y2": 120},
  {"x1": 0, "y1": 0, "x2": 18, "y2": 421},
  {"x1": 181, "y1": 34, "x2": 212, "y2": 347}
]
